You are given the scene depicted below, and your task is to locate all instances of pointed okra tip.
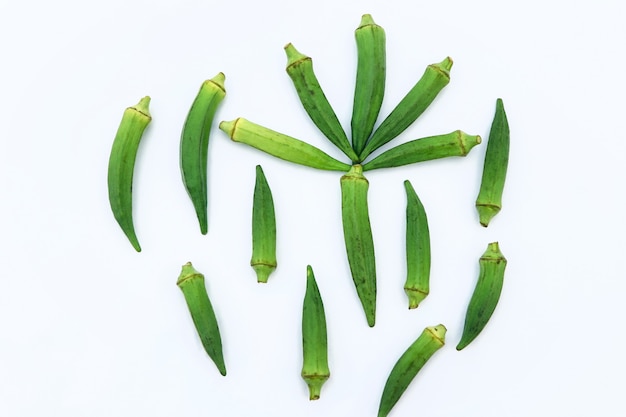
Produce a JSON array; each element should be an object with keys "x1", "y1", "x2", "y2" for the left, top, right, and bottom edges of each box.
[
  {"x1": 284, "y1": 42, "x2": 309, "y2": 68},
  {"x1": 176, "y1": 261, "x2": 203, "y2": 287},
  {"x1": 130, "y1": 96, "x2": 152, "y2": 118}
]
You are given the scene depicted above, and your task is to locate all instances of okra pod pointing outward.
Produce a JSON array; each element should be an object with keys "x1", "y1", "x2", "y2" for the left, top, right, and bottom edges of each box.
[
  {"x1": 301, "y1": 265, "x2": 330, "y2": 400},
  {"x1": 378, "y1": 324, "x2": 446, "y2": 417},
  {"x1": 219, "y1": 118, "x2": 351, "y2": 172},
  {"x1": 107, "y1": 96, "x2": 152, "y2": 252},
  {"x1": 351, "y1": 14, "x2": 386, "y2": 156},
  {"x1": 251, "y1": 165, "x2": 277, "y2": 283},
  {"x1": 476, "y1": 98, "x2": 510, "y2": 227},
  {"x1": 360, "y1": 57, "x2": 453, "y2": 161},
  {"x1": 284, "y1": 43, "x2": 359, "y2": 163},
  {"x1": 177, "y1": 262, "x2": 227, "y2": 376},
  {"x1": 180, "y1": 73, "x2": 226, "y2": 235},
  {"x1": 404, "y1": 180, "x2": 430, "y2": 309},
  {"x1": 362, "y1": 130, "x2": 481, "y2": 171},
  {"x1": 341, "y1": 164, "x2": 376, "y2": 327},
  {"x1": 457, "y1": 242, "x2": 507, "y2": 351}
]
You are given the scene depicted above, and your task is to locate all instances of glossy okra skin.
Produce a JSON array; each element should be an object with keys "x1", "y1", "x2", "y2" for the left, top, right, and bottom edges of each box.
[
  {"x1": 404, "y1": 180, "x2": 430, "y2": 309},
  {"x1": 476, "y1": 98, "x2": 510, "y2": 227},
  {"x1": 219, "y1": 118, "x2": 351, "y2": 172},
  {"x1": 301, "y1": 265, "x2": 330, "y2": 400},
  {"x1": 457, "y1": 242, "x2": 507, "y2": 351},
  {"x1": 362, "y1": 130, "x2": 481, "y2": 171},
  {"x1": 351, "y1": 14, "x2": 386, "y2": 156},
  {"x1": 285, "y1": 43, "x2": 359, "y2": 162},
  {"x1": 251, "y1": 165, "x2": 277, "y2": 283},
  {"x1": 107, "y1": 96, "x2": 152, "y2": 252},
  {"x1": 378, "y1": 324, "x2": 446, "y2": 417},
  {"x1": 360, "y1": 57, "x2": 453, "y2": 161},
  {"x1": 177, "y1": 262, "x2": 227, "y2": 376},
  {"x1": 341, "y1": 165, "x2": 376, "y2": 327},
  {"x1": 180, "y1": 73, "x2": 226, "y2": 235}
]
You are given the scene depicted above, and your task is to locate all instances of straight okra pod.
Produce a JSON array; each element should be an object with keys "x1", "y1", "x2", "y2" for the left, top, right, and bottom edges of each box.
[
  {"x1": 404, "y1": 180, "x2": 430, "y2": 309},
  {"x1": 251, "y1": 165, "x2": 277, "y2": 283}
]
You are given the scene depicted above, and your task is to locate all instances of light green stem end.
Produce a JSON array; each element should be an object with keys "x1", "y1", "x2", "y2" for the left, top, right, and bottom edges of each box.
[
  {"x1": 358, "y1": 13, "x2": 376, "y2": 28},
  {"x1": 176, "y1": 262, "x2": 202, "y2": 286},
  {"x1": 131, "y1": 96, "x2": 152, "y2": 118},
  {"x1": 219, "y1": 119, "x2": 236, "y2": 138},
  {"x1": 303, "y1": 374, "x2": 330, "y2": 400},
  {"x1": 252, "y1": 264, "x2": 276, "y2": 284},
  {"x1": 205, "y1": 72, "x2": 226, "y2": 92},
  {"x1": 405, "y1": 288, "x2": 429, "y2": 309},
  {"x1": 284, "y1": 43, "x2": 309, "y2": 67},
  {"x1": 476, "y1": 204, "x2": 501, "y2": 227}
]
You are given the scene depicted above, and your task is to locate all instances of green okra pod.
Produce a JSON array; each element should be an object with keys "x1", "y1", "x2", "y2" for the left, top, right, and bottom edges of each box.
[
  {"x1": 457, "y1": 242, "x2": 507, "y2": 351},
  {"x1": 360, "y1": 57, "x2": 453, "y2": 161},
  {"x1": 362, "y1": 130, "x2": 481, "y2": 171},
  {"x1": 107, "y1": 96, "x2": 152, "y2": 252},
  {"x1": 251, "y1": 165, "x2": 277, "y2": 283},
  {"x1": 340, "y1": 164, "x2": 376, "y2": 327},
  {"x1": 476, "y1": 98, "x2": 510, "y2": 227},
  {"x1": 351, "y1": 14, "x2": 386, "y2": 156},
  {"x1": 378, "y1": 324, "x2": 446, "y2": 417},
  {"x1": 301, "y1": 265, "x2": 330, "y2": 400},
  {"x1": 180, "y1": 73, "x2": 226, "y2": 235},
  {"x1": 219, "y1": 118, "x2": 351, "y2": 172},
  {"x1": 285, "y1": 43, "x2": 359, "y2": 162},
  {"x1": 177, "y1": 262, "x2": 227, "y2": 376},
  {"x1": 404, "y1": 180, "x2": 430, "y2": 309}
]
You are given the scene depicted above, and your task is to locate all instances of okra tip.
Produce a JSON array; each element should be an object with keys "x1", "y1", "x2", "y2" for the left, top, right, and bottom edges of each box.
[{"x1": 284, "y1": 43, "x2": 309, "y2": 67}]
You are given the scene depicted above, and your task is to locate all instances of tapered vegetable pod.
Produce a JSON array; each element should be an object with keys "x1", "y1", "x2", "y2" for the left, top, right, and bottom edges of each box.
[
  {"x1": 360, "y1": 57, "x2": 453, "y2": 160},
  {"x1": 341, "y1": 165, "x2": 376, "y2": 327},
  {"x1": 251, "y1": 165, "x2": 277, "y2": 283},
  {"x1": 219, "y1": 118, "x2": 351, "y2": 172},
  {"x1": 476, "y1": 98, "x2": 510, "y2": 227},
  {"x1": 404, "y1": 180, "x2": 430, "y2": 309},
  {"x1": 378, "y1": 324, "x2": 446, "y2": 417},
  {"x1": 107, "y1": 96, "x2": 152, "y2": 252},
  {"x1": 362, "y1": 130, "x2": 481, "y2": 171},
  {"x1": 301, "y1": 265, "x2": 330, "y2": 400},
  {"x1": 180, "y1": 73, "x2": 226, "y2": 235},
  {"x1": 457, "y1": 242, "x2": 507, "y2": 351},
  {"x1": 284, "y1": 43, "x2": 358, "y2": 162},
  {"x1": 351, "y1": 14, "x2": 386, "y2": 156},
  {"x1": 177, "y1": 262, "x2": 227, "y2": 376}
]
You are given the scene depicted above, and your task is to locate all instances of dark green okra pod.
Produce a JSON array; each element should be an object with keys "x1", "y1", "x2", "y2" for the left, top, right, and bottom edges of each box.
[
  {"x1": 251, "y1": 165, "x2": 277, "y2": 283},
  {"x1": 301, "y1": 265, "x2": 330, "y2": 400},
  {"x1": 177, "y1": 262, "x2": 227, "y2": 376},
  {"x1": 341, "y1": 164, "x2": 376, "y2": 327},
  {"x1": 476, "y1": 98, "x2": 510, "y2": 227},
  {"x1": 378, "y1": 324, "x2": 446, "y2": 417},
  {"x1": 404, "y1": 180, "x2": 430, "y2": 309},
  {"x1": 457, "y1": 242, "x2": 507, "y2": 351}
]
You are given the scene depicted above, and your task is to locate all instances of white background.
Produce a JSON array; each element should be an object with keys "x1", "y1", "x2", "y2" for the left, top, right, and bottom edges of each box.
[{"x1": 1, "y1": 0, "x2": 625, "y2": 416}]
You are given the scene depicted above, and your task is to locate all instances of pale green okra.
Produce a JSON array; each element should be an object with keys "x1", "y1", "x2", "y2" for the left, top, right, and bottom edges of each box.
[
  {"x1": 251, "y1": 165, "x2": 277, "y2": 283},
  {"x1": 404, "y1": 180, "x2": 430, "y2": 309}
]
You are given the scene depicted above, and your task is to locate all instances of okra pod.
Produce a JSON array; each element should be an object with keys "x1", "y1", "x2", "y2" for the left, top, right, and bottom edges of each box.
[
  {"x1": 180, "y1": 73, "x2": 226, "y2": 235},
  {"x1": 457, "y1": 242, "x2": 507, "y2": 351},
  {"x1": 219, "y1": 118, "x2": 351, "y2": 172},
  {"x1": 176, "y1": 262, "x2": 227, "y2": 376},
  {"x1": 360, "y1": 57, "x2": 453, "y2": 160},
  {"x1": 301, "y1": 265, "x2": 330, "y2": 400},
  {"x1": 340, "y1": 164, "x2": 376, "y2": 327},
  {"x1": 404, "y1": 180, "x2": 430, "y2": 309},
  {"x1": 251, "y1": 165, "x2": 277, "y2": 283},
  {"x1": 351, "y1": 14, "x2": 386, "y2": 156},
  {"x1": 362, "y1": 130, "x2": 481, "y2": 171},
  {"x1": 378, "y1": 324, "x2": 446, "y2": 417},
  {"x1": 107, "y1": 96, "x2": 152, "y2": 252},
  {"x1": 475, "y1": 98, "x2": 510, "y2": 227},
  {"x1": 284, "y1": 43, "x2": 358, "y2": 163}
]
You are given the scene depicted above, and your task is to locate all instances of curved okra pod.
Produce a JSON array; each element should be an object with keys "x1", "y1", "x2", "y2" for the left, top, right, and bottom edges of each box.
[
  {"x1": 351, "y1": 14, "x2": 386, "y2": 156},
  {"x1": 284, "y1": 43, "x2": 358, "y2": 163},
  {"x1": 177, "y1": 262, "x2": 227, "y2": 376},
  {"x1": 362, "y1": 130, "x2": 481, "y2": 171},
  {"x1": 360, "y1": 57, "x2": 453, "y2": 161},
  {"x1": 404, "y1": 180, "x2": 430, "y2": 309},
  {"x1": 180, "y1": 73, "x2": 226, "y2": 235},
  {"x1": 476, "y1": 98, "x2": 510, "y2": 227},
  {"x1": 107, "y1": 96, "x2": 152, "y2": 252},
  {"x1": 341, "y1": 165, "x2": 376, "y2": 327},
  {"x1": 378, "y1": 324, "x2": 446, "y2": 417},
  {"x1": 301, "y1": 265, "x2": 330, "y2": 400},
  {"x1": 457, "y1": 242, "x2": 507, "y2": 351},
  {"x1": 251, "y1": 165, "x2": 277, "y2": 283},
  {"x1": 219, "y1": 118, "x2": 351, "y2": 172}
]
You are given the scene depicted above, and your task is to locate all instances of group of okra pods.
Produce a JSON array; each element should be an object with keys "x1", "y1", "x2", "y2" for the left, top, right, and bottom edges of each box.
[{"x1": 107, "y1": 14, "x2": 510, "y2": 417}]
